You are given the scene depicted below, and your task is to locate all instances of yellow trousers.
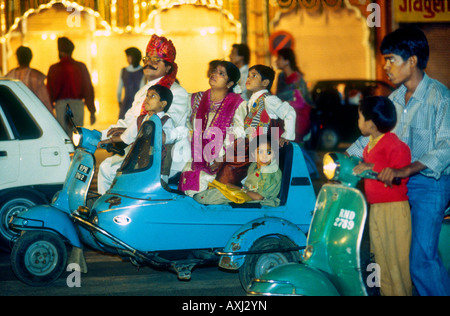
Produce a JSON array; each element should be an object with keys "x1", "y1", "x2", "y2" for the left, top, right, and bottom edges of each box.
[{"x1": 369, "y1": 201, "x2": 412, "y2": 296}]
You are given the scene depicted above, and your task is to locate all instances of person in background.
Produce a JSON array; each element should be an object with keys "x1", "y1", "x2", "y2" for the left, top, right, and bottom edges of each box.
[
  {"x1": 6, "y1": 46, "x2": 52, "y2": 113},
  {"x1": 275, "y1": 47, "x2": 313, "y2": 143},
  {"x1": 353, "y1": 96, "x2": 412, "y2": 296},
  {"x1": 47, "y1": 37, "x2": 96, "y2": 135},
  {"x1": 117, "y1": 47, "x2": 144, "y2": 119},
  {"x1": 229, "y1": 43, "x2": 251, "y2": 100},
  {"x1": 347, "y1": 27, "x2": 450, "y2": 296}
]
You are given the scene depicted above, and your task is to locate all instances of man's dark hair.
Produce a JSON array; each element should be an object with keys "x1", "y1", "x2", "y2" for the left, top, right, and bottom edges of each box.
[
  {"x1": 125, "y1": 47, "x2": 142, "y2": 68},
  {"x1": 16, "y1": 46, "x2": 32, "y2": 67},
  {"x1": 232, "y1": 43, "x2": 250, "y2": 65},
  {"x1": 380, "y1": 27, "x2": 429, "y2": 70},
  {"x1": 249, "y1": 64, "x2": 275, "y2": 90},
  {"x1": 149, "y1": 84, "x2": 173, "y2": 112},
  {"x1": 359, "y1": 96, "x2": 397, "y2": 133}
]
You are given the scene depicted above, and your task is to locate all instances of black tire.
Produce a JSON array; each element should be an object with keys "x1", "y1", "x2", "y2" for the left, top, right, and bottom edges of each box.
[
  {"x1": 239, "y1": 236, "x2": 301, "y2": 290},
  {"x1": 319, "y1": 128, "x2": 339, "y2": 150},
  {"x1": 0, "y1": 192, "x2": 46, "y2": 247},
  {"x1": 11, "y1": 231, "x2": 67, "y2": 286}
]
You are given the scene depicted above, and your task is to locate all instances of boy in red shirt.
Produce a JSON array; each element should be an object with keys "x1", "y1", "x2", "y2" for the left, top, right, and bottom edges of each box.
[{"x1": 353, "y1": 96, "x2": 412, "y2": 296}]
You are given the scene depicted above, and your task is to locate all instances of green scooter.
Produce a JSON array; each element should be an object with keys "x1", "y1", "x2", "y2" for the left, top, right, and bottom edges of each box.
[{"x1": 247, "y1": 153, "x2": 399, "y2": 296}]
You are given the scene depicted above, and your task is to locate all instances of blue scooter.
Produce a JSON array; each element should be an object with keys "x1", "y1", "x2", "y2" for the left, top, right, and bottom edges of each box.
[{"x1": 9, "y1": 114, "x2": 317, "y2": 288}]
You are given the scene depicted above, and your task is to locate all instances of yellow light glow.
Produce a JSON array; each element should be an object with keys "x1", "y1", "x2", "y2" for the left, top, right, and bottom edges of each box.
[
  {"x1": 41, "y1": 34, "x2": 48, "y2": 40},
  {"x1": 50, "y1": 33, "x2": 56, "y2": 40},
  {"x1": 323, "y1": 154, "x2": 337, "y2": 180},
  {"x1": 92, "y1": 70, "x2": 98, "y2": 85}
]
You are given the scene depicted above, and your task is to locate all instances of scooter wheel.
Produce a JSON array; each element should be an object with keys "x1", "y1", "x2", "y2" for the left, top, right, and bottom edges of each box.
[
  {"x1": 239, "y1": 236, "x2": 300, "y2": 291},
  {"x1": 11, "y1": 231, "x2": 67, "y2": 286}
]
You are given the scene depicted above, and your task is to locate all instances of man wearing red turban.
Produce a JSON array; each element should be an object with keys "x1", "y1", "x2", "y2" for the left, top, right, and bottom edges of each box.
[{"x1": 98, "y1": 35, "x2": 189, "y2": 194}]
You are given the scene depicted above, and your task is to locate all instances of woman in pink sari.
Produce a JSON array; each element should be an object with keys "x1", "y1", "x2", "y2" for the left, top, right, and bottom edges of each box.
[
  {"x1": 276, "y1": 48, "x2": 313, "y2": 143},
  {"x1": 179, "y1": 61, "x2": 246, "y2": 196}
]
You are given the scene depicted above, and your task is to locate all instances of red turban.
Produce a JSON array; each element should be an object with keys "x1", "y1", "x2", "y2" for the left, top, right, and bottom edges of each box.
[
  {"x1": 146, "y1": 34, "x2": 178, "y2": 88},
  {"x1": 140, "y1": 35, "x2": 178, "y2": 116}
]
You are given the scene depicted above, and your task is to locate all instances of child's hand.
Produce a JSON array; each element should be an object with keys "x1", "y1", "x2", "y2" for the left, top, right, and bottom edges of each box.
[
  {"x1": 279, "y1": 137, "x2": 290, "y2": 147},
  {"x1": 353, "y1": 162, "x2": 374, "y2": 175}
]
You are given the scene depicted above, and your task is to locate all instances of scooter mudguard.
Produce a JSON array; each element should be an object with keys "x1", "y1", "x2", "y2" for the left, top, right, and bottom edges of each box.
[
  {"x1": 219, "y1": 217, "x2": 307, "y2": 270},
  {"x1": 247, "y1": 262, "x2": 340, "y2": 296},
  {"x1": 10, "y1": 204, "x2": 82, "y2": 248},
  {"x1": 438, "y1": 219, "x2": 450, "y2": 274}
]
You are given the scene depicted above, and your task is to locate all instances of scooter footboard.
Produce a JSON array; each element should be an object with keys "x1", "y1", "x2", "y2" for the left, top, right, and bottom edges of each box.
[
  {"x1": 247, "y1": 262, "x2": 340, "y2": 296},
  {"x1": 10, "y1": 205, "x2": 82, "y2": 248}
]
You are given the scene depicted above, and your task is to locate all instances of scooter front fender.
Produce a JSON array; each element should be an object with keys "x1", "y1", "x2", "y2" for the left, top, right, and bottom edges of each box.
[
  {"x1": 247, "y1": 262, "x2": 340, "y2": 296},
  {"x1": 10, "y1": 205, "x2": 82, "y2": 248},
  {"x1": 218, "y1": 217, "x2": 307, "y2": 270}
]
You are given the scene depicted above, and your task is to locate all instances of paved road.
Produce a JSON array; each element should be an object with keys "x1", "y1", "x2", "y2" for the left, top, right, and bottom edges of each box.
[{"x1": 0, "y1": 247, "x2": 246, "y2": 296}]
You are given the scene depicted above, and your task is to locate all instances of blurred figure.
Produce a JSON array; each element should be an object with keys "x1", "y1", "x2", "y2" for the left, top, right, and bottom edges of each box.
[
  {"x1": 117, "y1": 47, "x2": 144, "y2": 119},
  {"x1": 6, "y1": 46, "x2": 52, "y2": 113},
  {"x1": 275, "y1": 47, "x2": 313, "y2": 143},
  {"x1": 229, "y1": 43, "x2": 251, "y2": 100},
  {"x1": 47, "y1": 37, "x2": 96, "y2": 135}
]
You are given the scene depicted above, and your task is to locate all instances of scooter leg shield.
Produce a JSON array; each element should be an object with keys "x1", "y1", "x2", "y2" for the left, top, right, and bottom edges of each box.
[
  {"x1": 10, "y1": 205, "x2": 82, "y2": 248},
  {"x1": 247, "y1": 262, "x2": 340, "y2": 296}
]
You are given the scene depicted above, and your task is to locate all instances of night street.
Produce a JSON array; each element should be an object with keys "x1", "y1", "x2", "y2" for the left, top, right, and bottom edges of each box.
[
  {"x1": 1, "y1": 0, "x2": 448, "y2": 298},
  {"x1": 0, "y1": 247, "x2": 246, "y2": 296}
]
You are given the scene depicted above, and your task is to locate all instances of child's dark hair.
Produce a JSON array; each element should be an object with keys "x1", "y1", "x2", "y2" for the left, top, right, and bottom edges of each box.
[
  {"x1": 359, "y1": 96, "x2": 397, "y2": 133},
  {"x1": 249, "y1": 64, "x2": 275, "y2": 90},
  {"x1": 149, "y1": 84, "x2": 173, "y2": 112},
  {"x1": 380, "y1": 27, "x2": 429, "y2": 70}
]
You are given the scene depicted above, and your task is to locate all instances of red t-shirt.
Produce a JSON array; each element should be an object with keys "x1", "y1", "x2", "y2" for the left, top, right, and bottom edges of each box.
[{"x1": 363, "y1": 132, "x2": 411, "y2": 204}]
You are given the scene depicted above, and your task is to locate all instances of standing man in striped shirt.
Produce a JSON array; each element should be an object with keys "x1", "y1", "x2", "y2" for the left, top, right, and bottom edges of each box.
[{"x1": 347, "y1": 27, "x2": 450, "y2": 296}]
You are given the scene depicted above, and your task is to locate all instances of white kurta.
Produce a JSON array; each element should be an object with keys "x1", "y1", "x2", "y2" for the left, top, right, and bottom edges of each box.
[{"x1": 97, "y1": 77, "x2": 189, "y2": 194}]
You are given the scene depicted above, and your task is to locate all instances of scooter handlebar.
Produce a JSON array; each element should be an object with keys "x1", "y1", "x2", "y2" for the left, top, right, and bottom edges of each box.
[{"x1": 359, "y1": 170, "x2": 401, "y2": 185}]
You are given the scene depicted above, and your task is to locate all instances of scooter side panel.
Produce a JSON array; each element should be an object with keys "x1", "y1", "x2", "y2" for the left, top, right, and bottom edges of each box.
[
  {"x1": 305, "y1": 184, "x2": 368, "y2": 296},
  {"x1": 10, "y1": 204, "x2": 82, "y2": 248},
  {"x1": 52, "y1": 149, "x2": 95, "y2": 212},
  {"x1": 248, "y1": 262, "x2": 340, "y2": 296},
  {"x1": 218, "y1": 217, "x2": 307, "y2": 270}
]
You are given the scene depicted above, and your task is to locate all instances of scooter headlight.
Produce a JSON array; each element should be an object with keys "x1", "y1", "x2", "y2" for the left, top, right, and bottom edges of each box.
[
  {"x1": 323, "y1": 153, "x2": 338, "y2": 181},
  {"x1": 72, "y1": 127, "x2": 102, "y2": 154},
  {"x1": 323, "y1": 153, "x2": 362, "y2": 187}
]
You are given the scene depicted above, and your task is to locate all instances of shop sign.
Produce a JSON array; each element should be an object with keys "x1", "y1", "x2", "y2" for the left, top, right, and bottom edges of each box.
[{"x1": 394, "y1": 0, "x2": 450, "y2": 22}]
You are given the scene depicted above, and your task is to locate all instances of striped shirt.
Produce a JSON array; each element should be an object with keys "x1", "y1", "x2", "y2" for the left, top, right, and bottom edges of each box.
[{"x1": 347, "y1": 73, "x2": 450, "y2": 180}]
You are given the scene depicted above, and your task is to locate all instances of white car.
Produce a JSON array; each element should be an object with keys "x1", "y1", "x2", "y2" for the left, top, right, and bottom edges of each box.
[{"x1": 0, "y1": 79, "x2": 74, "y2": 248}]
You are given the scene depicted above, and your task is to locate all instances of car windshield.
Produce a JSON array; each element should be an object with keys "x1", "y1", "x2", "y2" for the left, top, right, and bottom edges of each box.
[{"x1": 119, "y1": 120, "x2": 155, "y2": 174}]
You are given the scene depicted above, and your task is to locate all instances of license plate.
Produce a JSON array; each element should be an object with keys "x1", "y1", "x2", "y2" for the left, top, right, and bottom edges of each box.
[
  {"x1": 78, "y1": 164, "x2": 91, "y2": 174},
  {"x1": 75, "y1": 172, "x2": 87, "y2": 182}
]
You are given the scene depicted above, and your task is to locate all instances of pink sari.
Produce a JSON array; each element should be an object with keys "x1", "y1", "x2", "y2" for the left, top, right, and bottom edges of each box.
[{"x1": 179, "y1": 89, "x2": 243, "y2": 192}]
